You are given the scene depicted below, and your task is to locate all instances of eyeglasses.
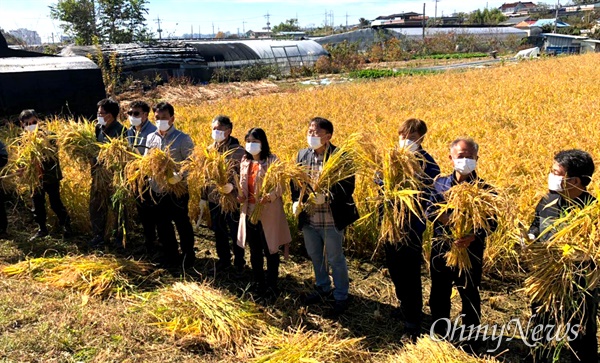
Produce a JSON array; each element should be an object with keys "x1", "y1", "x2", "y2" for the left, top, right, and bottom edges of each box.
[{"x1": 127, "y1": 111, "x2": 141, "y2": 116}]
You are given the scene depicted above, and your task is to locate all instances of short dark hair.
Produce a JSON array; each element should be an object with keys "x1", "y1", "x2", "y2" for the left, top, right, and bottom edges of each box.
[
  {"x1": 97, "y1": 98, "x2": 120, "y2": 119},
  {"x1": 450, "y1": 137, "x2": 479, "y2": 154},
  {"x1": 19, "y1": 109, "x2": 38, "y2": 122},
  {"x1": 213, "y1": 115, "x2": 233, "y2": 130},
  {"x1": 399, "y1": 118, "x2": 427, "y2": 137},
  {"x1": 310, "y1": 117, "x2": 333, "y2": 135},
  {"x1": 244, "y1": 127, "x2": 271, "y2": 160},
  {"x1": 154, "y1": 102, "x2": 175, "y2": 117},
  {"x1": 129, "y1": 100, "x2": 150, "y2": 113},
  {"x1": 554, "y1": 149, "x2": 595, "y2": 187}
]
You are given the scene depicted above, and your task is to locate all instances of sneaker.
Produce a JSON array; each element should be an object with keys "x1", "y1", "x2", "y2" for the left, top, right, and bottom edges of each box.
[
  {"x1": 87, "y1": 235, "x2": 105, "y2": 249},
  {"x1": 303, "y1": 286, "x2": 333, "y2": 305},
  {"x1": 29, "y1": 228, "x2": 49, "y2": 241}
]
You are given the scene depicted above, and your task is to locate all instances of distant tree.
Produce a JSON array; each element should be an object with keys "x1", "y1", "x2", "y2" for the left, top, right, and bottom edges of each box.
[
  {"x1": 215, "y1": 31, "x2": 226, "y2": 39},
  {"x1": 272, "y1": 18, "x2": 301, "y2": 33},
  {"x1": 467, "y1": 8, "x2": 507, "y2": 25},
  {"x1": 0, "y1": 28, "x2": 24, "y2": 45},
  {"x1": 50, "y1": 0, "x2": 97, "y2": 45},
  {"x1": 358, "y1": 18, "x2": 371, "y2": 27}
]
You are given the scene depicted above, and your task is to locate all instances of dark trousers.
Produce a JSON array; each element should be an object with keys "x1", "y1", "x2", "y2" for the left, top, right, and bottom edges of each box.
[
  {"x1": 0, "y1": 190, "x2": 7, "y2": 232},
  {"x1": 156, "y1": 193, "x2": 195, "y2": 264},
  {"x1": 429, "y1": 239, "x2": 484, "y2": 336},
  {"x1": 209, "y1": 202, "x2": 245, "y2": 267},
  {"x1": 136, "y1": 189, "x2": 157, "y2": 247},
  {"x1": 89, "y1": 180, "x2": 110, "y2": 237},
  {"x1": 246, "y1": 220, "x2": 279, "y2": 288},
  {"x1": 385, "y1": 234, "x2": 423, "y2": 329},
  {"x1": 32, "y1": 182, "x2": 70, "y2": 229}
]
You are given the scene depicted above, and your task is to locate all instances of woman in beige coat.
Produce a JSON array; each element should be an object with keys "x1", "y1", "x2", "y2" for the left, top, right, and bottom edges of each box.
[{"x1": 237, "y1": 128, "x2": 291, "y2": 297}]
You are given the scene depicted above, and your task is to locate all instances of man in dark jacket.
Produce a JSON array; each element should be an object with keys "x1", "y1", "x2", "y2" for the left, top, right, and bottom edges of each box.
[
  {"x1": 528, "y1": 149, "x2": 597, "y2": 363},
  {"x1": 201, "y1": 115, "x2": 246, "y2": 274},
  {"x1": 291, "y1": 117, "x2": 359, "y2": 316},
  {"x1": 428, "y1": 137, "x2": 496, "y2": 342},
  {"x1": 19, "y1": 109, "x2": 71, "y2": 241},
  {"x1": 89, "y1": 98, "x2": 126, "y2": 248}
]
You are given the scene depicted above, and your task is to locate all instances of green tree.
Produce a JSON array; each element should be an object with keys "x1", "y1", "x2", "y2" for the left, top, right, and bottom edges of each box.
[
  {"x1": 358, "y1": 17, "x2": 371, "y2": 27},
  {"x1": 272, "y1": 18, "x2": 301, "y2": 33},
  {"x1": 467, "y1": 8, "x2": 507, "y2": 25},
  {"x1": 50, "y1": 0, "x2": 97, "y2": 45}
]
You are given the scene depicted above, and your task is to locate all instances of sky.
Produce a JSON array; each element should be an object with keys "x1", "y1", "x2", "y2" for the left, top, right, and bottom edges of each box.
[{"x1": 0, "y1": 0, "x2": 507, "y2": 43}]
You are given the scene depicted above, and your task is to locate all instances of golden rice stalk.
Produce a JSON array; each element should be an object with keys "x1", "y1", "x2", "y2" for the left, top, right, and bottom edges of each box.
[
  {"x1": 59, "y1": 120, "x2": 99, "y2": 164},
  {"x1": 149, "y1": 281, "x2": 266, "y2": 355},
  {"x1": 97, "y1": 136, "x2": 136, "y2": 174},
  {"x1": 386, "y1": 336, "x2": 501, "y2": 363},
  {"x1": 182, "y1": 146, "x2": 238, "y2": 213},
  {"x1": 523, "y1": 199, "x2": 600, "y2": 328},
  {"x1": 125, "y1": 147, "x2": 187, "y2": 199},
  {"x1": 435, "y1": 182, "x2": 501, "y2": 273},
  {"x1": 249, "y1": 160, "x2": 309, "y2": 225},
  {"x1": 1, "y1": 255, "x2": 154, "y2": 300},
  {"x1": 253, "y1": 326, "x2": 366, "y2": 363}
]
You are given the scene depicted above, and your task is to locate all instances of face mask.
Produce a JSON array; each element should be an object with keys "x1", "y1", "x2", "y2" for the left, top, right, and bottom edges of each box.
[
  {"x1": 548, "y1": 173, "x2": 564, "y2": 192},
  {"x1": 454, "y1": 158, "x2": 477, "y2": 176},
  {"x1": 97, "y1": 116, "x2": 106, "y2": 126},
  {"x1": 129, "y1": 116, "x2": 142, "y2": 127},
  {"x1": 399, "y1": 138, "x2": 419, "y2": 153},
  {"x1": 212, "y1": 129, "x2": 226, "y2": 143},
  {"x1": 245, "y1": 142, "x2": 261, "y2": 156},
  {"x1": 24, "y1": 124, "x2": 38, "y2": 132},
  {"x1": 307, "y1": 135, "x2": 323, "y2": 150},
  {"x1": 156, "y1": 120, "x2": 170, "y2": 132}
]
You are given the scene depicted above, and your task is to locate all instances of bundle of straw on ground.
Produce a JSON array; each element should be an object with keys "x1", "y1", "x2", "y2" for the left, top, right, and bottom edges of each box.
[
  {"x1": 434, "y1": 182, "x2": 502, "y2": 273},
  {"x1": 59, "y1": 120, "x2": 99, "y2": 164},
  {"x1": 252, "y1": 326, "x2": 366, "y2": 363},
  {"x1": 523, "y1": 199, "x2": 600, "y2": 328},
  {"x1": 125, "y1": 147, "x2": 187, "y2": 199},
  {"x1": 249, "y1": 160, "x2": 309, "y2": 224},
  {"x1": 1, "y1": 255, "x2": 154, "y2": 300},
  {"x1": 182, "y1": 147, "x2": 238, "y2": 213},
  {"x1": 148, "y1": 281, "x2": 266, "y2": 356},
  {"x1": 385, "y1": 336, "x2": 501, "y2": 363}
]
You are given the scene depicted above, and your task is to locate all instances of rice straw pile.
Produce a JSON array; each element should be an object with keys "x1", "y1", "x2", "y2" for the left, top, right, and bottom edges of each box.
[
  {"x1": 249, "y1": 159, "x2": 309, "y2": 224},
  {"x1": 1, "y1": 255, "x2": 154, "y2": 300},
  {"x1": 253, "y1": 326, "x2": 366, "y2": 363},
  {"x1": 125, "y1": 147, "x2": 187, "y2": 199},
  {"x1": 59, "y1": 120, "x2": 99, "y2": 164},
  {"x1": 523, "y1": 199, "x2": 600, "y2": 328},
  {"x1": 434, "y1": 182, "x2": 501, "y2": 273},
  {"x1": 149, "y1": 281, "x2": 266, "y2": 355},
  {"x1": 386, "y1": 336, "x2": 501, "y2": 363}
]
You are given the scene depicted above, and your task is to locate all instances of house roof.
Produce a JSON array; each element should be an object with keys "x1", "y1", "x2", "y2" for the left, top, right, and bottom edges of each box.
[
  {"x1": 542, "y1": 33, "x2": 588, "y2": 40},
  {"x1": 499, "y1": 2, "x2": 537, "y2": 11},
  {"x1": 532, "y1": 18, "x2": 570, "y2": 28},
  {"x1": 499, "y1": 15, "x2": 531, "y2": 25},
  {"x1": 375, "y1": 12, "x2": 420, "y2": 20}
]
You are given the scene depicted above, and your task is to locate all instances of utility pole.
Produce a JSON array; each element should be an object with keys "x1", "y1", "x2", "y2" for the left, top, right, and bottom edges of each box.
[
  {"x1": 554, "y1": 1, "x2": 560, "y2": 33},
  {"x1": 434, "y1": 0, "x2": 439, "y2": 26},
  {"x1": 265, "y1": 12, "x2": 271, "y2": 31},
  {"x1": 191, "y1": 25, "x2": 193, "y2": 39},
  {"x1": 242, "y1": 20, "x2": 247, "y2": 35},
  {"x1": 422, "y1": 3, "x2": 426, "y2": 40},
  {"x1": 330, "y1": 10, "x2": 334, "y2": 33},
  {"x1": 212, "y1": 22, "x2": 215, "y2": 38},
  {"x1": 324, "y1": 11, "x2": 329, "y2": 28},
  {"x1": 346, "y1": 12, "x2": 349, "y2": 29},
  {"x1": 155, "y1": 16, "x2": 162, "y2": 40}
]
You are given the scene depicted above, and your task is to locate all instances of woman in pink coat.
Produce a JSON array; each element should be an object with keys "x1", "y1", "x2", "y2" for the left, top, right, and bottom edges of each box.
[{"x1": 237, "y1": 127, "x2": 291, "y2": 297}]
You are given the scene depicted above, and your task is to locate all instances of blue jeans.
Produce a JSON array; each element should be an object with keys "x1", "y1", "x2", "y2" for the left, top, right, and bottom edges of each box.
[{"x1": 302, "y1": 224, "x2": 349, "y2": 301}]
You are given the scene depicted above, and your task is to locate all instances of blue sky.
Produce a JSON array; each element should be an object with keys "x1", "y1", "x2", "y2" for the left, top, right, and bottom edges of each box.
[{"x1": 1, "y1": 0, "x2": 507, "y2": 42}]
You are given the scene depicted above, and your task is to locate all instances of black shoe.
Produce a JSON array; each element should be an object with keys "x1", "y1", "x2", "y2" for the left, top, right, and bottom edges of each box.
[
  {"x1": 62, "y1": 224, "x2": 73, "y2": 238},
  {"x1": 0, "y1": 230, "x2": 8, "y2": 239},
  {"x1": 232, "y1": 264, "x2": 245, "y2": 279},
  {"x1": 182, "y1": 253, "x2": 196, "y2": 269},
  {"x1": 329, "y1": 297, "x2": 350, "y2": 318},
  {"x1": 87, "y1": 235, "x2": 105, "y2": 249},
  {"x1": 209, "y1": 260, "x2": 232, "y2": 274},
  {"x1": 390, "y1": 307, "x2": 405, "y2": 321},
  {"x1": 303, "y1": 286, "x2": 333, "y2": 305},
  {"x1": 400, "y1": 327, "x2": 419, "y2": 344},
  {"x1": 30, "y1": 228, "x2": 49, "y2": 241}
]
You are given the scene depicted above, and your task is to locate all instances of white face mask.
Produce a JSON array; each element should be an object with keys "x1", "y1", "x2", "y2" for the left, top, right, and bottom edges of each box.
[
  {"x1": 97, "y1": 116, "x2": 106, "y2": 126},
  {"x1": 453, "y1": 158, "x2": 477, "y2": 176},
  {"x1": 307, "y1": 135, "x2": 323, "y2": 150},
  {"x1": 548, "y1": 173, "x2": 564, "y2": 192},
  {"x1": 129, "y1": 116, "x2": 142, "y2": 127},
  {"x1": 245, "y1": 142, "x2": 261, "y2": 156},
  {"x1": 156, "y1": 120, "x2": 170, "y2": 132},
  {"x1": 399, "y1": 138, "x2": 419, "y2": 153},
  {"x1": 212, "y1": 129, "x2": 226, "y2": 143},
  {"x1": 24, "y1": 124, "x2": 38, "y2": 132}
]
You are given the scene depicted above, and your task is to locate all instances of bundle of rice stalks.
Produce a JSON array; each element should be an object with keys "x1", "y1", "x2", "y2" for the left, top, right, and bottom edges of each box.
[
  {"x1": 97, "y1": 136, "x2": 136, "y2": 174},
  {"x1": 387, "y1": 336, "x2": 501, "y2": 363},
  {"x1": 125, "y1": 147, "x2": 187, "y2": 199},
  {"x1": 249, "y1": 160, "x2": 309, "y2": 224},
  {"x1": 59, "y1": 120, "x2": 99, "y2": 164},
  {"x1": 182, "y1": 147, "x2": 238, "y2": 213},
  {"x1": 1, "y1": 255, "x2": 154, "y2": 300},
  {"x1": 299, "y1": 134, "x2": 361, "y2": 215},
  {"x1": 149, "y1": 281, "x2": 266, "y2": 355},
  {"x1": 523, "y1": 199, "x2": 600, "y2": 327},
  {"x1": 253, "y1": 326, "x2": 366, "y2": 363},
  {"x1": 434, "y1": 182, "x2": 501, "y2": 273}
]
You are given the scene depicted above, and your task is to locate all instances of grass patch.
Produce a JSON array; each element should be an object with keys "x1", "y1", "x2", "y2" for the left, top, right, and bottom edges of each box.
[{"x1": 349, "y1": 68, "x2": 441, "y2": 79}]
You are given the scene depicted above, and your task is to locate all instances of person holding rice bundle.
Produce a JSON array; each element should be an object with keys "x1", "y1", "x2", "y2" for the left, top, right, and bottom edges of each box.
[
  {"x1": 427, "y1": 137, "x2": 497, "y2": 347},
  {"x1": 383, "y1": 118, "x2": 439, "y2": 342},
  {"x1": 18, "y1": 109, "x2": 72, "y2": 241},
  {"x1": 527, "y1": 149, "x2": 597, "y2": 363},
  {"x1": 202, "y1": 115, "x2": 246, "y2": 276},
  {"x1": 125, "y1": 101, "x2": 157, "y2": 254},
  {"x1": 88, "y1": 98, "x2": 126, "y2": 249},
  {"x1": 291, "y1": 117, "x2": 359, "y2": 317},
  {"x1": 145, "y1": 102, "x2": 196, "y2": 270},
  {"x1": 236, "y1": 127, "x2": 291, "y2": 298}
]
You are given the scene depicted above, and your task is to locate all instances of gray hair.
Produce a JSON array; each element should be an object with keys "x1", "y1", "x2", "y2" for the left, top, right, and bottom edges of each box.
[{"x1": 449, "y1": 137, "x2": 479, "y2": 153}]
